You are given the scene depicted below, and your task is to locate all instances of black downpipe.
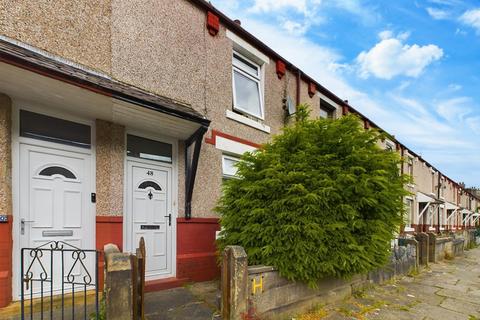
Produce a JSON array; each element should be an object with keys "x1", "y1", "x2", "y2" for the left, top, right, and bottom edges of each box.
[
  {"x1": 185, "y1": 126, "x2": 208, "y2": 219},
  {"x1": 296, "y1": 70, "x2": 301, "y2": 106},
  {"x1": 437, "y1": 173, "x2": 441, "y2": 233}
]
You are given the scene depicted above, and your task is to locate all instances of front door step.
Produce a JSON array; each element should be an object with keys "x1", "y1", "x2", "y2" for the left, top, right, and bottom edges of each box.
[{"x1": 145, "y1": 277, "x2": 189, "y2": 292}]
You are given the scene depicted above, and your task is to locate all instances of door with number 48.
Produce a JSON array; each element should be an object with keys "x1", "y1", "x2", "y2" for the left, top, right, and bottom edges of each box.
[{"x1": 127, "y1": 161, "x2": 173, "y2": 280}]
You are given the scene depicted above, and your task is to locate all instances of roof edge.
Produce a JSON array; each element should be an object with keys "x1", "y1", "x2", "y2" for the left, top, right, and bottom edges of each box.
[{"x1": 189, "y1": 0, "x2": 478, "y2": 196}]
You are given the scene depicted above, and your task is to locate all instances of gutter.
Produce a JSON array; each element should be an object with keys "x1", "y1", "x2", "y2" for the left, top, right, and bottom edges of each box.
[
  {"x1": 0, "y1": 38, "x2": 211, "y2": 127},
  {"x1": 189, "y1": 0, "x2": 480, "y2": 198}
]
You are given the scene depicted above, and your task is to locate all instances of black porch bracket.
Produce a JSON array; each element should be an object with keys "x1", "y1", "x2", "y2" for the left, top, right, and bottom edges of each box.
[{"x1": 185, "y1": 126, "x2": 208, "y2": 219}]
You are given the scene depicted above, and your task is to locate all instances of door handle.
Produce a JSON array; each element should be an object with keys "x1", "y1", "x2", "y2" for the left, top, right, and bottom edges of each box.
[
  {"x1": 164, "y1": 214, "x2": 171, "y2": 226},
  {"x1": 21, "y1": 218, "x2": 34, "y2": 235}
]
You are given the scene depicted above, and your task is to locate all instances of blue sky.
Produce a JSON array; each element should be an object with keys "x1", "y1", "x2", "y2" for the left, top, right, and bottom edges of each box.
[{"x1": 211, "y1": 0, "x2": 480, "y2": 187}]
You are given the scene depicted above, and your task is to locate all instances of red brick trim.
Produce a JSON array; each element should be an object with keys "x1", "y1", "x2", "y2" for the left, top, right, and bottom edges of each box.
[
  {"x1": 96, "y1": 216, "x2": 123, "y2": 290},
  {"x1": 177, "y1": 217, "x2": 220, "y2": 282},
  {"x1": 96, "y1": 216, "x2": 123, "y2": 223},
  {"x1": 0, "y1": 215, "x2": 13, "y2": 308},
  {"x1": 204, "y1": 129, "x2": 261, "y2": 148},
  {"x1": 177, "y1": 217, "x2": 219, "y2": 224}
]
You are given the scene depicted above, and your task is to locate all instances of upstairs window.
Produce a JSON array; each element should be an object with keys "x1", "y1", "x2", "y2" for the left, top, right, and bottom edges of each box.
[
  {"x1": 440, "y1": 178, "x2": 445, "y2": 198},
  {"x1": 232, "y1": 52, "x2": 264, "y2": 119},
  {"x1": 405, "y1": 198, "x2": 414, "y2": 226},
  {"x1": 385, "y1": 140, "x2": 395, "y2": 152},
  {"x1": 407, "y1": 156, "x2": 414, "y2": 177},
  {"x1": 431, "y1": 171, "x2": 436, "y2": 194},
  {"x1": 319, "y1": 99, "x2": 336, "y2": 119}
]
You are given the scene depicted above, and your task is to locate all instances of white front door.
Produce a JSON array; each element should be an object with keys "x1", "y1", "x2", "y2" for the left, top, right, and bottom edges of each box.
[
  {"x1": 19, "y1": 143, "x2": 94, "y2": 294},
  {"x1": 127, "y1": 160, "x2": 174, "y2": 280}
]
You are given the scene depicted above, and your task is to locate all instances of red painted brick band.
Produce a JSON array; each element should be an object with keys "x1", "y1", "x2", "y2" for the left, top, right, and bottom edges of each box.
[
  {"x1": 205, "y1": 129, "x2": 261, "y2": 148},
  {"x1": 177, "y1": 217, "x2": 220, "y2": 282},
  {"x1": 0, "y1": 216, "x2": 13, "y2": 308}
]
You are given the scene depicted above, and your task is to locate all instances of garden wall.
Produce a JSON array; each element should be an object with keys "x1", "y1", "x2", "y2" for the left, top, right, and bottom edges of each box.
[{"x1": 221, "y1": 240, "x2": 418, "y2": 320}]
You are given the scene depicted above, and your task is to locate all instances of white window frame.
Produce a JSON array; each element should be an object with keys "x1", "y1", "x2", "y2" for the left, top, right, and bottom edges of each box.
[
  {"x1": 407, "y1": 155, "x2": 414, "y2": 177},
  {"x1": 405, "y1": 198, "x2": 414, "y2": 224},
  {"x1": 232, "y1": 51, "x2": 264, "y2": 120},
  {"x1": 385, "y1": 139, "x2": 395, "y2": 151},
  {"x1": 222, "y1": 154, "x2": 241, "y2": 179}
]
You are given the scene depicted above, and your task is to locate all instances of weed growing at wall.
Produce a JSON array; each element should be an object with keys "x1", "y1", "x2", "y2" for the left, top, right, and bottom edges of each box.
[{"x1": 216, "y1": 105, "x2": 409, "y2": 286}]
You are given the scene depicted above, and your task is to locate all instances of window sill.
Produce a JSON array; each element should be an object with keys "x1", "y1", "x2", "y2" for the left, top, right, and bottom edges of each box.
[
  {"x1": 226, "y1": 110, "x2": 271, "y2": 133},
  {"x1": 404, "y1": 227, "x2": 415, "y2": 232}
]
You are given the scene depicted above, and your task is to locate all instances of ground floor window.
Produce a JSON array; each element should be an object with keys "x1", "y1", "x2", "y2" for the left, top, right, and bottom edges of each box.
[
  {"x1": 222, "y1": 155, "x2": 241, "y2": 179},
  {"x1": 405, "y1": 198, "x2": 414, "y2": 226}
]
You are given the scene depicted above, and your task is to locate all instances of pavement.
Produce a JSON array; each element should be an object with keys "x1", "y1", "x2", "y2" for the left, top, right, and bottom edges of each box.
[
  {"x1": 298, "y1": 247, "x2": 480, "y2": 320},
  {"x1": 0, "y1": 281, "x2": 220, "y2": 320}
]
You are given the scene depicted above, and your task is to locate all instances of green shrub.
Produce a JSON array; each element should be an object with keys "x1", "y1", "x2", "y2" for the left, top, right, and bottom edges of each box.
[{"x1": 216, "y1": 105, "x2": 409, "y2": 286}]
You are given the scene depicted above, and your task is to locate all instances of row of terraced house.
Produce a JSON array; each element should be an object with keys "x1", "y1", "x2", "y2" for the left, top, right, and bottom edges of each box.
[{"x1": 0, "y1": 0, "x2": 478, "y2": 308}]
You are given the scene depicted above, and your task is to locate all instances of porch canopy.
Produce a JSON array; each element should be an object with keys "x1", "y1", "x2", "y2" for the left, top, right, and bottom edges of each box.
[
  {"x1": 472, "y1": 213, "x2": 480, "y2": 224},
  {"x1": 0, "y1": 38, "x2": 210, "y2": 218},
  {"x1": 445, "y1": 201, "x2": 460, "y2": 224},
  {"x1": 416, "y1": 192, "x2": 444, "y2": 224},
  {"x1": 461, "y1": 209, "x2": 474, "y2": 224}
]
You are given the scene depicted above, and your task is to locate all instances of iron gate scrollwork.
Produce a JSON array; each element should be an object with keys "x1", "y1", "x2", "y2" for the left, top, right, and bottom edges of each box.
[{"x1": 21, "y1": 241, "x2": 99, "y2": 320}]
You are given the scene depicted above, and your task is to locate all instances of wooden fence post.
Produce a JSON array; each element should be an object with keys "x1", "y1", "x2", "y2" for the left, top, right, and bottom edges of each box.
[{"x1": 132, "y1": 238, "x2": 146, "y2": 320}]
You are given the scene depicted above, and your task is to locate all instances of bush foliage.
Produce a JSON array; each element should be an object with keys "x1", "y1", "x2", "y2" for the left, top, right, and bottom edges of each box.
[{"x1": 216, "y1": 105, "x2": 409, "y2": 285}]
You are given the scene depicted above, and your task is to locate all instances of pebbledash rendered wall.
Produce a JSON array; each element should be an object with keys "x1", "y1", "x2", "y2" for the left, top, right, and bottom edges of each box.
[
  {"x1": 0, "y1": 0, "x2": 320, "y2": 295},
  {"x1": 0, "y1": 94, "x2": 12, "y2": 307}
]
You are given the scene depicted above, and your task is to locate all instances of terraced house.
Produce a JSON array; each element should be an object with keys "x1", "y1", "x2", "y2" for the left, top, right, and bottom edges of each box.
[{"x1": 0, "y1": 0, "x2": 478, "y2": 308}]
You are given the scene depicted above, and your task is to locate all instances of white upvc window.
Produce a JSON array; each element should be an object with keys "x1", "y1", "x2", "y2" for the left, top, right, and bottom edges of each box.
[
  {"x1": 385, "y1": 140, "x2": 395, "y2": 151},
  {"x1": 232, "y1": 51, "x2": 264, "y2": 119},
  {"x1": 222, "y1": 154, "x2": 241, "y2": 179},
  {"x1": 405, "y1": 198, "x2": 414, "y2": 225},
  {"x1": 407, "y1": 156, "x2": 414, "y2": 177}
]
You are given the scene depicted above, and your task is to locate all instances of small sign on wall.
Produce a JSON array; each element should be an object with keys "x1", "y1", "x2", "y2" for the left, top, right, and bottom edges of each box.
[
  {"x1": 251, "y1": 276, "x2": 264, "y2": 295},
  {"x1": 0, "y1": 215, "x2": 8, "y2": 223}
]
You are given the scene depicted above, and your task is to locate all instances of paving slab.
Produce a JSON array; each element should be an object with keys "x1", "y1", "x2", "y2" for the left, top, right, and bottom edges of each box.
[
  {"x1": 144, "y1": 281, "x2": 219, "y2": 320},
  {"x1": 297, "y1": 247, "x2": 480, "y2": 320}
]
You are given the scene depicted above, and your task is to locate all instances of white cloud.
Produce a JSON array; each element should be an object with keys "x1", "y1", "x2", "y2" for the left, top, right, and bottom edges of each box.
[
  {"x1": 426, "y1": 7, "x2": 450, "y2": 20},
  {"x1": 356, "y1": 32, "x2": 443, "y2": 79},
  {"x1": 250, "y1": 0, "x2": 308, "y2": 14},
  {"x1": 466, "y1": 117, "x2": 480, "y2": 135},
  {"x1": 455, "y1": 28, "x2": 467, "y2": 36},
  {"x1": 330, "y1": 0, "x2": 379, "y2": 25},
  {"x1": 436, "y1": 97, "x2": 472, "y2": 121},
  {"x1": 282, "y1": 19, "x2": 310, "y2": 35},
  {"x1": 460, "y1": 9, "x2": 480, "y2": 34},
  {"x1": 378, "y1": 30, "x2": 393, "y2": 40},
  {"x1": 448, "y1": 83, "x2": 462, "y2": 91}
]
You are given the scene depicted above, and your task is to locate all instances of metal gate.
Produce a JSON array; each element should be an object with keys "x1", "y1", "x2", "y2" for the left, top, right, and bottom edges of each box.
[{"x1": 20, "y1": 241, "x2": 99, "y2": 320}]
